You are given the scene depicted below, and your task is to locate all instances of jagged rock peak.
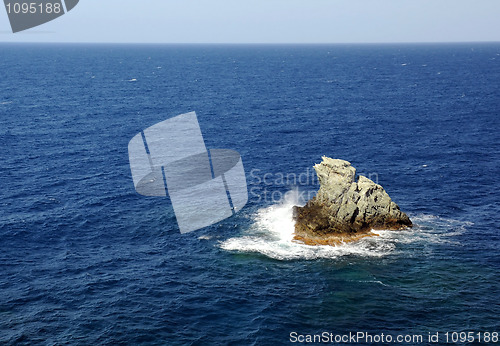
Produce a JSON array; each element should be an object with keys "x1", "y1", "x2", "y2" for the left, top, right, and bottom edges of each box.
[{"x1": 293, "y1": 157, "x2": 412, "y2": 246}]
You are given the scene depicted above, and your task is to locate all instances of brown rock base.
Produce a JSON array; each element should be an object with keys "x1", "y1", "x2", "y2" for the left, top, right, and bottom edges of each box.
[{"x1": 293, "y1": 157, "x2": 412, "y2": 246}]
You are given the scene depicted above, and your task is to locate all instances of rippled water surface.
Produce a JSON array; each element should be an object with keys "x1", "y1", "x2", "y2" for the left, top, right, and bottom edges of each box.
[{"x1": 0, "y1": 43, "x2": 499, "y2": 345}]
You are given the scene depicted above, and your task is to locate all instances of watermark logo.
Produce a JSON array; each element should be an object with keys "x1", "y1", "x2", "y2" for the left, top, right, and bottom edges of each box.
[
  {"x1": 3, "y1": 0, "x2": 79, "y2": 33},
  {"x1": 248, "y1": 168, "x2": 379, "y2": 204},
  {"x1": 128, "y1": 112, "x2": 248, "y2": 233}
]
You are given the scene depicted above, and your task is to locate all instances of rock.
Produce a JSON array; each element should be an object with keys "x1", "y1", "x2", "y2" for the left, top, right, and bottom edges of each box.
[{"x1": 293, "y1": 157, "x2": 412, "y2": 246}]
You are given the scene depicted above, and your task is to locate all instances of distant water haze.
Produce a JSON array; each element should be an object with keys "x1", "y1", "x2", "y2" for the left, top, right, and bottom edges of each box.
[{"x1": 1, "y1": 0, "x2": 500, "y2": 43}]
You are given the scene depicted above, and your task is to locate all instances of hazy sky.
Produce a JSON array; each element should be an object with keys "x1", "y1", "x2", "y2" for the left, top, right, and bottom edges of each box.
[{"x1": 1, "y1": 0, "x2": 500, "y2": 44}]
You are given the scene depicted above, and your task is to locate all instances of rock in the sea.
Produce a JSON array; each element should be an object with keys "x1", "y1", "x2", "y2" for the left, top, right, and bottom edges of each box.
[{"x1": 293, "y1": 157, "x2": 412, "y2": 246}]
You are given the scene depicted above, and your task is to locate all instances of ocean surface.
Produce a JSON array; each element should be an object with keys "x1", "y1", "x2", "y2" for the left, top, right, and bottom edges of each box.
[{"x1": 0, "y1": 43, "x2": 499, "y2": 345}]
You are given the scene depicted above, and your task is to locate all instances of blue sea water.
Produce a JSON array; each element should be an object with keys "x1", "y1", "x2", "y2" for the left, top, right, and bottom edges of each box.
[{"x1": 0, "y1": 43, "x2": 499, "y2": 345}]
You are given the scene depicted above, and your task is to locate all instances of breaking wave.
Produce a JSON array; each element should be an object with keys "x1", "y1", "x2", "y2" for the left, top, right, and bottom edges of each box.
[{"x1": 220, "y1": 190, "x2": 472, "y2": 261}]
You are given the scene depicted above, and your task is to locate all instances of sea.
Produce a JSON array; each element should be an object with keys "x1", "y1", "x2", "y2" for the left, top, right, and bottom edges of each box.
[{"x1": 0, "y1": 43, "x2": 499, "y2": 345}]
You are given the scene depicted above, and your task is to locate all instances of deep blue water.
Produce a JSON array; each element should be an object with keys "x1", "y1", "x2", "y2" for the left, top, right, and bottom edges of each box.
[{"x1": 0, "y1": 43, "x2": 499, "y2": 345}]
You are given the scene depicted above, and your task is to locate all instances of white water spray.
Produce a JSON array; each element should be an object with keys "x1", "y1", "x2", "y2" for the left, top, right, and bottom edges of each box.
[
  {"x1": 220, "y1": 188, "x2": 471, "y2": 260},
  {"x1": 220, "y1": 189, "x2": 395, "y2": 260}
]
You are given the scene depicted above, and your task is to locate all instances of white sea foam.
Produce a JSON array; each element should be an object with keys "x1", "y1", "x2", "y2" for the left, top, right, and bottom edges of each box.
[
  {"x1": 220, "y1": 190, "x2": 471, "y2": 260},
  {"x1": 221, "y1": 189, "x2": 395, "y2": 260}
]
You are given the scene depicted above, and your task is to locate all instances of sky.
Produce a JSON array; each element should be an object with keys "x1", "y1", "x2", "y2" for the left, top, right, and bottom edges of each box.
[{"x1": 1, "y1": 0, "x2": 500, "y2": 44}]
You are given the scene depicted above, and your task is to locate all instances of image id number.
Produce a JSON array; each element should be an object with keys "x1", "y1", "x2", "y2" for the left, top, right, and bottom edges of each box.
[{"x1": 6, "y1": 2, "x2": 62, "y2": 14}]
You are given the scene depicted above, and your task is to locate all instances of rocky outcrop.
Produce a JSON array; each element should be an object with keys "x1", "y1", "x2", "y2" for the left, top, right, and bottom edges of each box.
[{"x1": 293, "y1": 157, "x2": 412, "y2": 246}]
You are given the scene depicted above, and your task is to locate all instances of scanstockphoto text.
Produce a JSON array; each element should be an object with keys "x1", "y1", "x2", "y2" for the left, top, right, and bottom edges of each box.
[
  {"x1": 289, "y1": 331, "x2": 499, "y2": 344},
  {"x1": 248, "y1": 168, "x2": 379, "y2": 204}
]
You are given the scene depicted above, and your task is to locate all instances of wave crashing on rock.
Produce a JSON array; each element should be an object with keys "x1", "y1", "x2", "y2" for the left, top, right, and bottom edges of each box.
[{"x1": 293, "y1": 157, "x2": 412, "y2": 246}]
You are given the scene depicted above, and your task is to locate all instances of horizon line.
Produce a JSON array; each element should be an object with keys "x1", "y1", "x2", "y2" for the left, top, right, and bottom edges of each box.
[{"x1": 1, "y1": 40, "x2": 500, "y2": 46}]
